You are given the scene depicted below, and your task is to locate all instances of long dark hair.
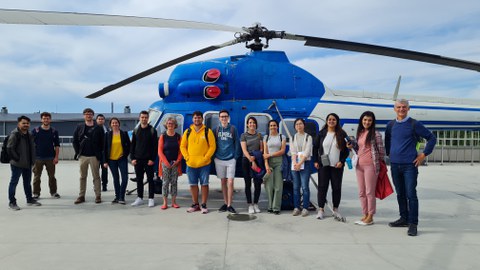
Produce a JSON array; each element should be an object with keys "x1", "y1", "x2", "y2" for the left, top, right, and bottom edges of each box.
[
  {"x1": 321, "y1": 113, "x2": 345, "y2": 149},
  {"x1": 356, "y1": 111, "x2": 376, "y2": 146}
]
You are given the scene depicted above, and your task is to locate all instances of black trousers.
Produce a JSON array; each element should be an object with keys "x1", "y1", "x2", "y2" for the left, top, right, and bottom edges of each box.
[
  {"x1": 242, "y1": 157, "x2": 262, "y2": 204},
  {"x1": 317, "y1": 166, "x2": 344, "y2": 209},
  {"x1": 134, "y1": 159, "x2": 155, "y2": 199}
]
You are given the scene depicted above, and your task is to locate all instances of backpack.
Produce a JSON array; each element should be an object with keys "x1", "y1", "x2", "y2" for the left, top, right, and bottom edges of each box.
[
  {"x1": 1, "y1": 134, "x2": 18, "y2": 164},
  {"x1": 386, "y1": 118, "x2": 423, "y2": 150},
  {"x1": 186, "y1": 126, "x2": 210, "y2": 146}
]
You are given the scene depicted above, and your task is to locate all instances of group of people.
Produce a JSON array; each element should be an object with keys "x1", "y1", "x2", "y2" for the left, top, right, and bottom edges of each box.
[{"x1": 6, "y1": 99, "x2": 436, "y2": 236}]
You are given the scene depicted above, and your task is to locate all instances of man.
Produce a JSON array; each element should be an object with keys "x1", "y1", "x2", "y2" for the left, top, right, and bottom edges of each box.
[
  {"x1": 180, "y1": 111, "x2": 216, "y2": 214},
  {"x1": 130, "y1": 110, "x2": 158, "y2": 207},
  {"x1": 7, "y1": 115, "x2": 41, "y2": 210},
  {"x1": 385, "y1": 99, "x2": 436, "y2": 236},
  {"x1": 72, "y1": 108, "x2": 104, "y2": 204},
  {"x1": 32, "y1": 112, "x2": 61, "y2": 199},
  {"x1": 214, "y1": 110, "x2": 241, "y2": 213},
  {"x1": 96, "y1": 114, "x2": 109, "y2": 191}
]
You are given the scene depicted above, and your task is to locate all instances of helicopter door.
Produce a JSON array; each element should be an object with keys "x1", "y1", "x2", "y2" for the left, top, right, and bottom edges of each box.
[
  {"x1": 204, "y1": 111, "x2": 220, "y2": 131},
  {"x1": 158, "y1": 113, "x2": 184, "y2": 135},
  {"x1": 244, "y1": 113, "x2": 272, "y2": 136}
]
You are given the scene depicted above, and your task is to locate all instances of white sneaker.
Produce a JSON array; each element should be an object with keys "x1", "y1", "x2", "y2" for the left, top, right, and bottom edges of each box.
[
  {"x1": 292, "y1": 208, "x2": 301, "y2": 216},
  {"x1": 301, "y1": 208, "x2": 309, "y2": 217},
  {"x1": 253, "y1": 204, "x2": 261, "y2": 213},
  {"x1": 316, "y1": 210, "x2": 324, "y2": 220},
  {"x1": 248, "y1": 205, "x2": 255, "y2": 214},
  {"x1": 148, "y1": 199, "x2": 155, "y2": 207},
  {"x1": 131, "y1": 197, "x2": 144, "y2": 206}
]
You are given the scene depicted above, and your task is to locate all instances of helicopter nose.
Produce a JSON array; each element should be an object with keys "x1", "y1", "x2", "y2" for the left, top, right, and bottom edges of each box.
[{"x1": 159, "y1": 82, "x2": 169, "y2": 98}]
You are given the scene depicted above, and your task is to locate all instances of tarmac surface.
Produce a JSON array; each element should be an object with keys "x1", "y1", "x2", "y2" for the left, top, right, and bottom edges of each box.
[{"x1": 1, "y1": 161, "x2": 479, "y2": 270}]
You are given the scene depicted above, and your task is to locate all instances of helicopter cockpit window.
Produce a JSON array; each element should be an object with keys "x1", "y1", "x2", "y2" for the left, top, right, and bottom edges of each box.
[
  {"x1": 204, "y1": 111, "x2": 219, "y2": 131},
  {"x1": 147, "y1": 109, "x2": 162, "y2": 128},
  {"x1": 245, "y1": 113, "x2": 272, "y2": 136},
  {"x1": 158, "y1": 113, "x2": 184, "y2": 135}
]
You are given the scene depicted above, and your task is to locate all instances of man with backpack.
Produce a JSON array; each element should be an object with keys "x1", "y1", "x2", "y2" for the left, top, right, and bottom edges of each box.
[
  {"x1": 385, "y1": 99, "x2": 436, "y2": 236},
  {"x1": 214, "y1": 110, "x2": 241, "y2": 214},
  {"x1": 7, "y1": 115, "x2": 41, "y2": 210},
  {"x1": 72, "y1": 108, "x2": 104, "y2": 204},
  {"x1": 180, "y1": 111, "x2": 216, "y2": 214},
  {"x1": 32, "y1": 112, "x2": 61, "y2": 199}
]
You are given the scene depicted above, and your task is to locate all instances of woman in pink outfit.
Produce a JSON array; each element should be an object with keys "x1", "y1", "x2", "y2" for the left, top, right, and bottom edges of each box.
[{"x1": 349, "y1": 111, "x2": 385, "y2": 225}]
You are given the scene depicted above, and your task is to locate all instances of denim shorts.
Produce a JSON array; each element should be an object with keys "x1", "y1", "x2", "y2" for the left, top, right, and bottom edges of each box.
[{"x1": 186, "y1": 164, "x2": 210, "y2": 186}]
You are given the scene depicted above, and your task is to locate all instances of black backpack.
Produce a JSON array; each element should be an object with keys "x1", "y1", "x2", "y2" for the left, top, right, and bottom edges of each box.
[{"x1": 1, "y1": 135, "x2": 13, "y2": 163}]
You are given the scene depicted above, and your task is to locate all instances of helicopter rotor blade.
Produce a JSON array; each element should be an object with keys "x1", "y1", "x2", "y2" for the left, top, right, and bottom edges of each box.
[
  {"x1": 0, "y1": 8, "x2": 244, "y2": 33},
  {"x1": 283, "y1": 33, "x2": 480, "y2": 72},
  {"x1": 85, "y1": 39, "x2": 240, "y2": 99}
]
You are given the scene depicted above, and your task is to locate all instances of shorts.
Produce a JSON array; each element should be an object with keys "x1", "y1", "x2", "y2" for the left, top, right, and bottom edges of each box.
[
  {"x1": 186, "y1": 164, "x2": 210, "y2": 186},
  {"x1": 214, "y1": 158, "x2": 236, "y2": 179}
]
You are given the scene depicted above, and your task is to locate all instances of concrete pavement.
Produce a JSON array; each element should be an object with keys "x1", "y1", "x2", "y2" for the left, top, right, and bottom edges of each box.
[{"x1": 1, "y1": 161, "x2": 479, "y2": 270}]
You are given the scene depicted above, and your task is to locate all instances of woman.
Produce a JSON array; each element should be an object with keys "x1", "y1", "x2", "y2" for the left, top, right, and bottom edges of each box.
[
  {"x1": 290, "y1": 118, "x2": 313, "y2": 217},
  {"x1": 158, "y1": 117, "x2": 183, "y2": 210},
  {"x1": 263, "y1": 120, "x2": 286, "y2": 215},
  {"x1": 103, "y1": 117, "x2": 130, "y2": 204},
  {"x1": 313, "y1": 113, "x2": 349, "y2": 220},
  {"x1": 240, "y1": 116, "x2": 264, "y2": 214},
  {"x1": 350, "y1": 111, "x2": 385, "y2": 225}
]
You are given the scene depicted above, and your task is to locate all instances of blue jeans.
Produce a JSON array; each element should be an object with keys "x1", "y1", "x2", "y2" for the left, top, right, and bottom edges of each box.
[
  {"x1": 108, "y1": 157, "x2": 128, "y2": 201},
  {"x1": 9, "y1": 164, "x2": 33, "y2": 204},
  {"x1": 390, "y1": 163, "x2": 419, "y2": 224},
  {"x1": 186, "y1": 165, "x2": 210, "y2": 186},
  {"x1": 291, "y1": 160, "x2": 311, "y2": 209}
]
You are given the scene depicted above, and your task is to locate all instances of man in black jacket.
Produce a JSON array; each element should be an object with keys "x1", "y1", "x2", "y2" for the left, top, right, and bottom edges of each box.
[
  {"x1": 130, "y1": 110, "x2": 158, "y2": 207},
  {"x1": 7, "y1": 115, "x2": 41, "y2": 210},
  {"x1": 72, "y1": 108, "x2": 104, "y2": 204}
]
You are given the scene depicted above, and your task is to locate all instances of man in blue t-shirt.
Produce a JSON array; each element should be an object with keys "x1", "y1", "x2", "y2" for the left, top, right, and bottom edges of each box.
[
  {"x1": 32, "y1": 112, "x2": 61, "y2": 199},
  {"x1": 385, "y1": 99, "x2": 436, "y2": 237}
]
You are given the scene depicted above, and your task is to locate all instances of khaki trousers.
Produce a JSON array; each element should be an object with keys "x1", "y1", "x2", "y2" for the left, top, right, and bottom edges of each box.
[
  {"x1": 32, "y1": 159, "x2": 57, "y2": 195},
  {"x1": 78, "y1": 155, "x2": 101, "y2": 197}
]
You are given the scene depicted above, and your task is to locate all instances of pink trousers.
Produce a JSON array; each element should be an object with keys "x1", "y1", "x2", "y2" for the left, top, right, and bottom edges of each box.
[{"x1": 355, "y1": 163, "x2": 378, "y2": 215}]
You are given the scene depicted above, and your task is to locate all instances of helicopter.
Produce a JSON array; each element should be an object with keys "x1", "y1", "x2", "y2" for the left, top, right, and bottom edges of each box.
[{"x1": 1, "y1": 8, "x2": 480, "y2": 140}]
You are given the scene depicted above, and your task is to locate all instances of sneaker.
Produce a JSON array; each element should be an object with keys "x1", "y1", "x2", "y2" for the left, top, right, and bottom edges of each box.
[
  {"x1": 389, "y1": 218, "x2": 409, "y2": 227},
  {"x1": 74, "y1": 196, "x2": 85, "y2": 204},
  {"x1": 102, "y1": 186, "x2": 107, "y2": 192},
  {"x1": 408, "y1": 224, "x2": 418, "y2": 236},
  {"x1": 131, "y1": 197, "x2": 144, "y2": 206},
  {"x1": 248, "y1": 205, "x2": 255, "y2": 214},
  {"x1": 111, "y1": 199, "x2": 119, "y2": 204},
  {"x1": 187, "y1": 203, "x2": 200, "y2": 213},
  {"x1": 253, "y1": 204, "x2": 261, "y2": 213},
  {"x1": 32, "y1": 194, "x2": 40, "y2": 199},
  {"x1": 267, "y1": 209, "x2": 274, "y2": 213},
  {"x1": 51, "y1": 193, "x2": 61, "y2": 199},
  {"x1": 118, "y1": 200, "x2": 126, "y2": 205},
  {"x1": 227, "y1": 206, "x2": 237, "y2": 214},
  {"x1": 9, "y1": 202, "x2": 20, "y2": 211},
  {"x1": 27, "y1": 199, "x2": 42, "y2": 206},
  {"x1": 301, "y1": 208, "x2": 309, "y2": 217},
  {"x1": 292, "y1": 208, "x2": 301, "y2": 216},
  {"x1": 200, "y1": 204, "x2": 209, "y2": 214},
  {"x1": 316, "y1": 210, "x2": 324, "y2": 220},
  {"x1": 148, "y1": 199, "x2": 155, "y2": 207},
  {"x1": 218, "y1": 204, "x2": 228, "y2": 212},
  {"x1": 273, "y1": 210, "x2": 281, "y2": 215}
]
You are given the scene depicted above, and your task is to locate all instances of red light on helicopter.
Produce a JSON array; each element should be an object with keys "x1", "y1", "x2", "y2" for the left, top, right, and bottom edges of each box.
[
  {"x1": 204, "y1": 85, "x2": 221, "y2": 99},
  {"x1": 203, "y1": 69, "x2": 221, "y2": 82}
]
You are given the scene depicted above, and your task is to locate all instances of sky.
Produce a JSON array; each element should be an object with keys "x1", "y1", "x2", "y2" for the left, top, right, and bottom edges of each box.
[{"x1": 1, "y1": 0, "x2": 480, "y2": 113}]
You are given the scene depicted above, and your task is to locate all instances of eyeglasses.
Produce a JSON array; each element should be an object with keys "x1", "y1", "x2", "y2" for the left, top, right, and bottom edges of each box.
[{"x1": 219, "y1": 115, "x2": 229, "y2": 118}]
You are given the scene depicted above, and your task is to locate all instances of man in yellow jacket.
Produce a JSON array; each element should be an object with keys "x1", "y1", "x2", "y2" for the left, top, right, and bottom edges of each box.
[{"x1": 180, "y1": 111, "x2": 216, "y2": 214}]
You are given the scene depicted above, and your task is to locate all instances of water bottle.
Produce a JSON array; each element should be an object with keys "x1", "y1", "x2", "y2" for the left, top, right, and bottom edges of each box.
[{"x1": 346, "y1": 157, "x2": 353, "y2": 170}]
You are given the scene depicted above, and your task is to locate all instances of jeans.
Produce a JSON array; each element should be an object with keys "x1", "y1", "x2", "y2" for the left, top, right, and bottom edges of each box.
[
  {"x1": 390, "y1": 163, "x2": 419, "y2": 225},
  {"x1": 291, "y1": 160, "x2": 311, "y2": 209},
  {"x1": 186, "y1": 164, "x2": 210, "y2": 186},
  {"x1": 9, "y1": 164, "x2": 33, "y2": 204},
  {"x1": 108, "y1": 157, "x2": 128, "y2": 201}
]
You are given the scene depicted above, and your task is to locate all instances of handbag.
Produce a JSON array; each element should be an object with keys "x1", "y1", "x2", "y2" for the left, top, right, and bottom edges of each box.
[
  {"x1": 320, "y1": 135, "x2": 334, "y2": 167},
  {"x1": 153, "y1": 178, "x2": 163, "y2": 194},
  {"x1": 375, "y1": 161, "x2": 393, "y2": 200}
]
